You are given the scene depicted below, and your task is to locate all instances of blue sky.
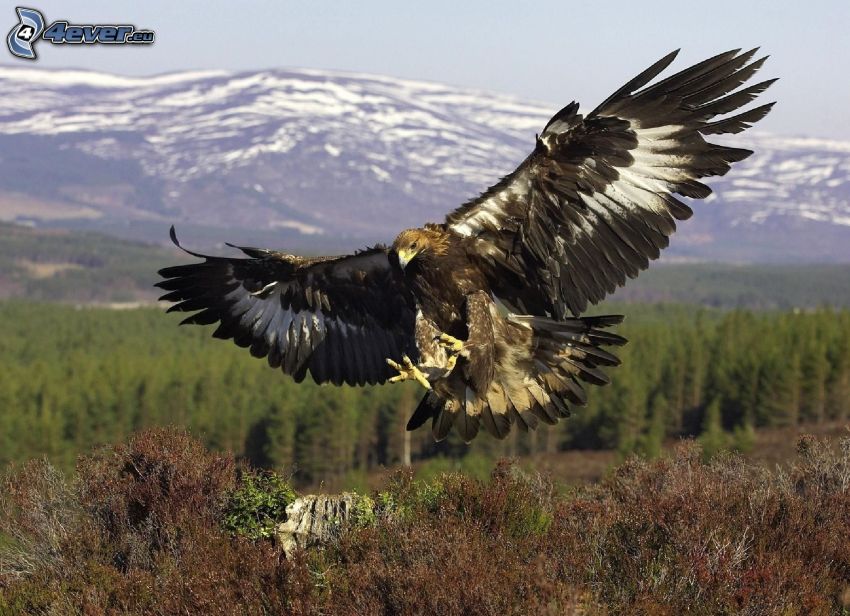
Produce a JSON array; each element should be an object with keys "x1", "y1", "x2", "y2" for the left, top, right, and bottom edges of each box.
[{"x1": 3, "y1": 0, "x2": 848, "y2": 138}]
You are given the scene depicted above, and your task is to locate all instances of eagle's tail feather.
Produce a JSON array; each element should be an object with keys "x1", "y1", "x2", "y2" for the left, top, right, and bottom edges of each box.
[
  {"x1": 522, "y1": 313, "x2": 626, "y2": 412},
  {"x1": 411, "y1": 314, "x2": 626, "y2": 442},
  {"x1": 408, "y1": 391, "x2": 441, "y2": 431},
  {"x1": 476, "y1": 313, "x2": 627, "y2": 440},
  {"x1": 432, "y1": 401, "x2": 457, "y2": 442},
  {"x1": 428, "y1": 393, "x2": 484, "y2": 443}
]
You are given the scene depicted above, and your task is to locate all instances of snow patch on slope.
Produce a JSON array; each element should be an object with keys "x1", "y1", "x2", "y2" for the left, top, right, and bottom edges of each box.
[{"x1": 0, "y1": 65, "x2": 848, "y2": 243}]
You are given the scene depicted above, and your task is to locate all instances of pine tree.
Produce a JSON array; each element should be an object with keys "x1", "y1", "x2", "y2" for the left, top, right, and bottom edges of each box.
[
  {"x1": 637, "y1": 391, "x2": 668, "y2": 458},
  {"x1": 800, "y1": 343, "x2": 828, "y2": 424},
  {"x1": 698, "y1": 398, "x2": 729, "y2": 460}
]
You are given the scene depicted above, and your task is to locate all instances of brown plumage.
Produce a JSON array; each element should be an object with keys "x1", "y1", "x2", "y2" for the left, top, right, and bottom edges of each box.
[{"x1": 158, "y1": 49, "x2": 775, "y2": 442}]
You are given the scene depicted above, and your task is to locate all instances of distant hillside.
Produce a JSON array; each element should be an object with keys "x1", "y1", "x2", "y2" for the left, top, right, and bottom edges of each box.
[
  {"x1": 0, "y1": 223, "x2": 177, "y2": 303},
  {"x1": 1, "y1": 223, "x2": 848, "y2": 307},
  {"x1": 610, "y1": 263, "x2": 850, "y2": 310},
  {"x1": 0, "y1": 66, "x2": 849, "y2": 261}
]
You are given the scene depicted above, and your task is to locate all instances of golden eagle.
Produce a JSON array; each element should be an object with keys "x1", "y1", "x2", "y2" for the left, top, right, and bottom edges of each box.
[{"x1": 158, "y1": 49, "x2": 774, "y2": 442}]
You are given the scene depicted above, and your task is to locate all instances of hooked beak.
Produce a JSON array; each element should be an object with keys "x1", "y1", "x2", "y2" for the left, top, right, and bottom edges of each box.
[{"x1": 397, "y1": 247, "x2": 418, "y2": 270}]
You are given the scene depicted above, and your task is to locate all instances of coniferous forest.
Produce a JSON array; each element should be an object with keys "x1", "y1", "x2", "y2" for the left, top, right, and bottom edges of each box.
[{"x1": 2, "y1": 301, "x2": 848, "y2": 488}]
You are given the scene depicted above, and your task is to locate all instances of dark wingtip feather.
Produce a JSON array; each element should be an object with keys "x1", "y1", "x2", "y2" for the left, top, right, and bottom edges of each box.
[
  {"x1": 591, "y1": 49, "x2": 681, "y2": 115},
  {"x1": 155, "y1": 226, "x2": 183, "y2": 282},
  {"x1": 700, "y1": 101, "x2": 776, "y2": 135},
  {"x1": 542, "y1": 101, "x2": 580, "y2": 132},
  {"x1": 583, "y1": 314, "x2": 625, "y2": 327},
  {"x1": 156, "y1": 265, "x2": 186, "y2": 279},
  {"x1": 179, "y1": 309, "x2": 220, "y2": 326},
  {"x1": 734, "y1": 48, "x2": 759, "y2": 67},
  {"x1": 164, "y1": 224, "x2": 214, "y2": 260},
  {"x1": 713, "y1": 145, "x2": 754, "y2": 164}
]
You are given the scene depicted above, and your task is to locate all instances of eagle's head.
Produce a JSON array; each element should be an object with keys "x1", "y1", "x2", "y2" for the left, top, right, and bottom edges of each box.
[{"x1": 391, "y1": 226, "x2": 449, "y2": 270}]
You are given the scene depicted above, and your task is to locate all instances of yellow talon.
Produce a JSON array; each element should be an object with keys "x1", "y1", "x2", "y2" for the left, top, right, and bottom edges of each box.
[
  {"x1": 386, "y1": 355, "x2": 431, "y2": 390},
  {"x1": 445, "y1": 353, "x2": 458, "y2": 372},
  {"x1": 437, "y1": 332, "x2": 464, "y2": 353}
]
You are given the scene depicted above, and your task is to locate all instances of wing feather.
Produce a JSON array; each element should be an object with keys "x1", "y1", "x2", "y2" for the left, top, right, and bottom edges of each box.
[
  {"x1": 157, "y1": 227, "x2": 417, "y2": 385},
  {"x1": 447, "y1": 49, "x2": 775, "y2": 317}
]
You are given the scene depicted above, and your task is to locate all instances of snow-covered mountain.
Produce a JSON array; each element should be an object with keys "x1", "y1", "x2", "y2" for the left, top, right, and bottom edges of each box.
[{"x1": 0, "y1": 65, "x2": 848, "y2": 261}]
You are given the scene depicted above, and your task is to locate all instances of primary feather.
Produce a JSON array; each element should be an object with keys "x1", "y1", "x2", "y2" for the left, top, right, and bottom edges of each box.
[{"x1": 447, "y1": 48, "x2": 774, "y2": 317}]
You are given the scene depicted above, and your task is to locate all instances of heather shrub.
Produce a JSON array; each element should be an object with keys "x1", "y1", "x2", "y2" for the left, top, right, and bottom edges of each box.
[
  {"x1": 550, "y1": 438, "x2": 850, "y2": 614},
  {"x1": 0, "y1": 428, "x2": 315, "y2": 615},
  {"x1": 76, "y1": 427, "x2": 236, "y2": 563},
  {"x1": 0, "y1": 460, "x2": 78, "y2": 581},
  {"x1": 316, "y1": 463, "x2": 588, "y2": 616},
  {"x1": 317, "y1": 439, "x2": 850, "y2": 614},
  {"x1": 2, "y1": 428, "x2": 850, "y2": 615}
]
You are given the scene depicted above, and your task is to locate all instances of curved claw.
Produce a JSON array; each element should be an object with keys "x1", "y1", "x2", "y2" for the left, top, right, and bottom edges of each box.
[
  {"x1": 386, "y1": 355, "x2": 431, "y2": 390},
  {"x1": 436, "y1": 332, "x2": 464, "y2": 354}
]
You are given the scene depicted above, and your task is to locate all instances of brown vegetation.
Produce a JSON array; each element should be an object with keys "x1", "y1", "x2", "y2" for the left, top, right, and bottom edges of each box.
[{"x1": 2, "y1": 428, "x2": 850, "y2": 614}]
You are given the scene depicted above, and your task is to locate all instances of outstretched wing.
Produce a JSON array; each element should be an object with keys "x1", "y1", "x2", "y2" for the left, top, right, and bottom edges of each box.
[
  {"x1": 447, "y1": 49, "x2": 776, "y2": 318},
  {"x1": 156, "y1": 227, "x2": 417, "y2": 386}
]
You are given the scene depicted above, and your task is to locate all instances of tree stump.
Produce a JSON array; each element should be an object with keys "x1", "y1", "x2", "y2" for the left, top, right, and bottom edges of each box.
[{"x1": 275, "y1": 493, "x2": 360, "y2": 558}]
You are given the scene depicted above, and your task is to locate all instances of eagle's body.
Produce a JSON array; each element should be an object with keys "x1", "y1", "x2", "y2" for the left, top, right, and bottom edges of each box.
[
  {"x1": 387, "y1": 225, "x2": 625, "y2": 440},
  {"x1": 396, "y1": 226, "x2": 477, "y2": 333},
  {"x1": 158, "y1": 49, "x2": 775, "y2": 442}
]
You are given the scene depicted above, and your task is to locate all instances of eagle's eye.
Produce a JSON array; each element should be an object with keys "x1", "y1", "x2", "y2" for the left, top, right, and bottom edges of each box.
[{"x1": 410, "y1": 241, "x2": 418, "y2": 250}]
